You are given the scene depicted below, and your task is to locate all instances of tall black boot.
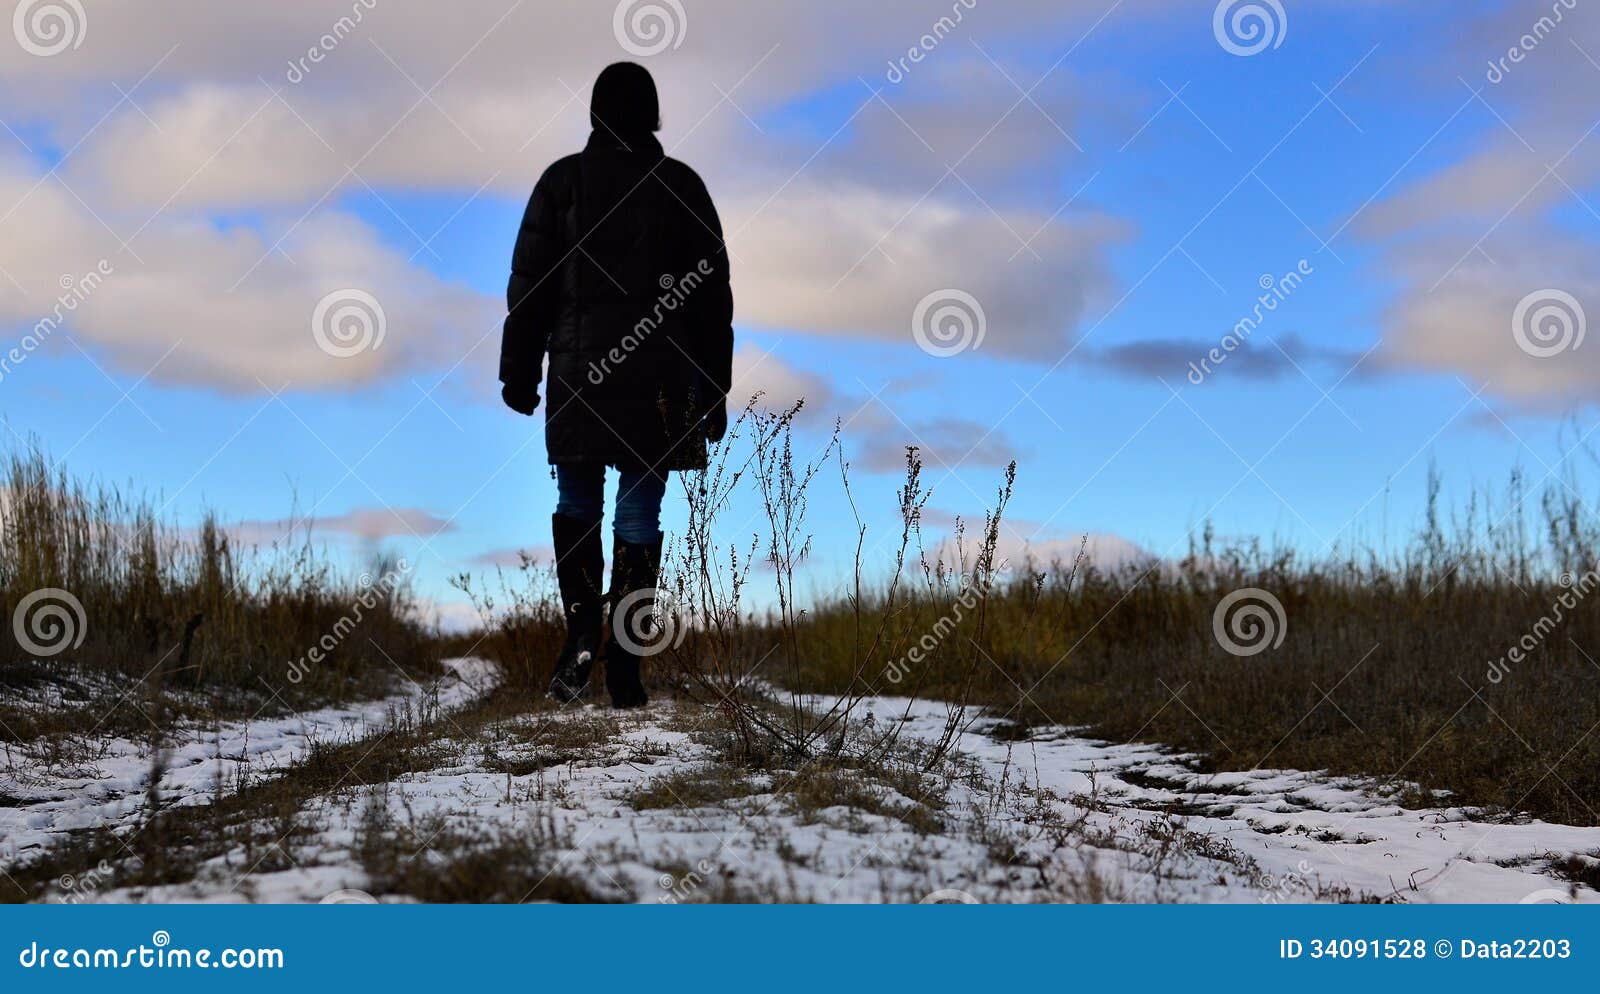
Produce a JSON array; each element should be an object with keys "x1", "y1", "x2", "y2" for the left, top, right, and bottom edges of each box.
[
  {"x1": 548, "y1": 513, "x2": 604, "y2": 702},
  {"x1": 605, "y1": 534, "x2": 661, "y2": 709}
]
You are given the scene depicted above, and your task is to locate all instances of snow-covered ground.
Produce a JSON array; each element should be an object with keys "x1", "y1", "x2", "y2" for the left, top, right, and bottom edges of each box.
[
  {"x1": 52, "y1": 690, "x2": 1598, "y2": 905},
  {"x1": 0, "y1": 657, "x2": 498, "y2": 867},
  {"x1": 952, "y1": 712, "x2": 1600, "y2": 904}
]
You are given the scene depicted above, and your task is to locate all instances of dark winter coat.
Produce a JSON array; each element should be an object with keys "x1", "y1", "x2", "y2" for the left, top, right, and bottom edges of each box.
[{"x1": 499, "y1": 130, "x2": 733, "y2": 472}]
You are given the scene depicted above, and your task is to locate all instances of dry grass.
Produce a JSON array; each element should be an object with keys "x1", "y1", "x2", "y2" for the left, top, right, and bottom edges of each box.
[
  {"x1": 448, "y1": 561, "x2": 565, "y2": 692},
  {"x1": 11, "y1": 400, "x2": 1599, "y2": 906},
  {"x1": 768, "y1": 469, "x2": 1600, "y2": 826},
  {"x1": 355, "y1": 795, "x2": 618, "y2": 903},
  {"x1": 627, "y1": 765, "x2": 768, "y2": 811},
  {"x1": 550, "y1": 406, "x2": 1600, "y2": 828},
  {"x1": 1, "y1": 446, "x2": 443, "y2": 736}
]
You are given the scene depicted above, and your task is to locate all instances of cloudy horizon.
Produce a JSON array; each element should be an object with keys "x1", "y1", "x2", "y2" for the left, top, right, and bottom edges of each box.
[{"x1": 3, "y1": 0, "x2": 1597, "y2": 622}]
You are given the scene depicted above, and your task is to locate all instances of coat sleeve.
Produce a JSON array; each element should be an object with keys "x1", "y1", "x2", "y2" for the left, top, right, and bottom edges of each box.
[
  {"x1": 499, "y1": 170, "x2": 563, "y2": 390},
  {"x1": 686, "y1": 173, "x2": 733, "y2": 410}
]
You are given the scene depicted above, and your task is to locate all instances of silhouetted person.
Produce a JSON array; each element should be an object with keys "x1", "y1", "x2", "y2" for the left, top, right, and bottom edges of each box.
[{"x1": 499, "y1": 62, "x2": 732, "y2": 708}]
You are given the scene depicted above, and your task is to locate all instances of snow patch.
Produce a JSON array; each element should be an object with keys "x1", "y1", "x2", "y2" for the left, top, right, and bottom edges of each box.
[{"x1": 0, "y1": 657, "x2": 499, "y2": 867}]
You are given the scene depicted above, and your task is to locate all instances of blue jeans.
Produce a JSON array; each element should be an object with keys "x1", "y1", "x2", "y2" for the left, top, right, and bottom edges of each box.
[{"x1": 554, "y1": 463, "x2": 666, "y2": 544}]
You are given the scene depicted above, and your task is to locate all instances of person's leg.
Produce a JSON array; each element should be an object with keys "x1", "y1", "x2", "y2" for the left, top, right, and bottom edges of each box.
[
  {"x1": 549, "y1": 462, "x2": 607, "y2": 701},
  {"x1": 612, "y1": 466, "x2": 666, "y2": 544},
  {"x1": 604, "y1": 466, "x2": 667, "y2": 708},
  {"x1": 554, "y1": 462, "x2": 606, "y2": 528}
]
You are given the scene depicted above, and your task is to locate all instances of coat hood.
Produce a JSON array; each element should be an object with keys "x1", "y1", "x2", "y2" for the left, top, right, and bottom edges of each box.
[{"x1": 590, "y1": 61, "x2": 660, "y2": 137}]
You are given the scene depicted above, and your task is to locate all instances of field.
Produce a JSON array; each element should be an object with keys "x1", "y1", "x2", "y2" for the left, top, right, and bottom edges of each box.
[{"x1": 3, "y1": 422, "x2": 1599, "y2": 904}]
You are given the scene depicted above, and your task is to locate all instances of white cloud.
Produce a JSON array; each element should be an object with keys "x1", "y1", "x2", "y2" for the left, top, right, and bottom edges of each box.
[
  {"x1": 0, "y1": 0, "x2": 1175, "y2": 394},
  {"x1": 6, "y1": 0, "x2": 1143, "y2": 207},
  {"x1": 729, "y1": 182, "x2": 1125, "y2": 356},
  {"x1": 728, "y1": 345, "x2": 1028, "y2": 475},
  {"x1": 415, "y1": 596, "x2": 482, "y2": 633},
  {"x1": 1380, "y1": 231, "x2": 1600, "y2": 409},
  {"x1": 921, "y1": 508, "x2": 1154, "y2": 575},
  {"x1": 728, "y1": 344, "x2": 836, "y2": 414},
  {"x1": 1355, "y1": 2, "x2": 1600, "y2": 408},
  {"x1": 229, "y1": 506, "x2": 456, "y2": 546},
  {"x1": 0, "y1": 152, "x2": 494, "y2": 392}
]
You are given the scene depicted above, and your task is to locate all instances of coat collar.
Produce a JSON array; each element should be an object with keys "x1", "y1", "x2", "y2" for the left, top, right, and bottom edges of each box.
[{"x1": 584, "y1": 129, "x2": 664, "y2": 158}]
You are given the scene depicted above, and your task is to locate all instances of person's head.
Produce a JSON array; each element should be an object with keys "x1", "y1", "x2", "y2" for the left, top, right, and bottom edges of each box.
[{"x1": 590, "y1": 62, "x2": 660, "y2": 135}]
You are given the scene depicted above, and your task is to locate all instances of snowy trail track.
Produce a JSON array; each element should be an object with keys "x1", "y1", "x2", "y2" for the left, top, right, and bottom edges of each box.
[
  {"x1": 61, "y1": 692, "x2": 1599, "y2": 904},
  {"x1": 1, "y1": 657, "x2": 499, "y2": 867},
  {"x1": 950, "y1": 710, "x2": 1600, "y2": 904}
]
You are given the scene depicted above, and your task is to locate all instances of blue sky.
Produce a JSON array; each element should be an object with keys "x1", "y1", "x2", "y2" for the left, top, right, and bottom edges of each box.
[{"x1": 2, "y1": 0, "x2": 1597, "y2": 623}]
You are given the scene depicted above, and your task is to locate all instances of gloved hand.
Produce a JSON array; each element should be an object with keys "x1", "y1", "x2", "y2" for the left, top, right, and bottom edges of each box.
[
  {"x1": 705, "y1": 402, "x2": 728, "y2": 444},
  {"x1": 501, "y1": 382, "x2": 541, "y2": 416}
]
